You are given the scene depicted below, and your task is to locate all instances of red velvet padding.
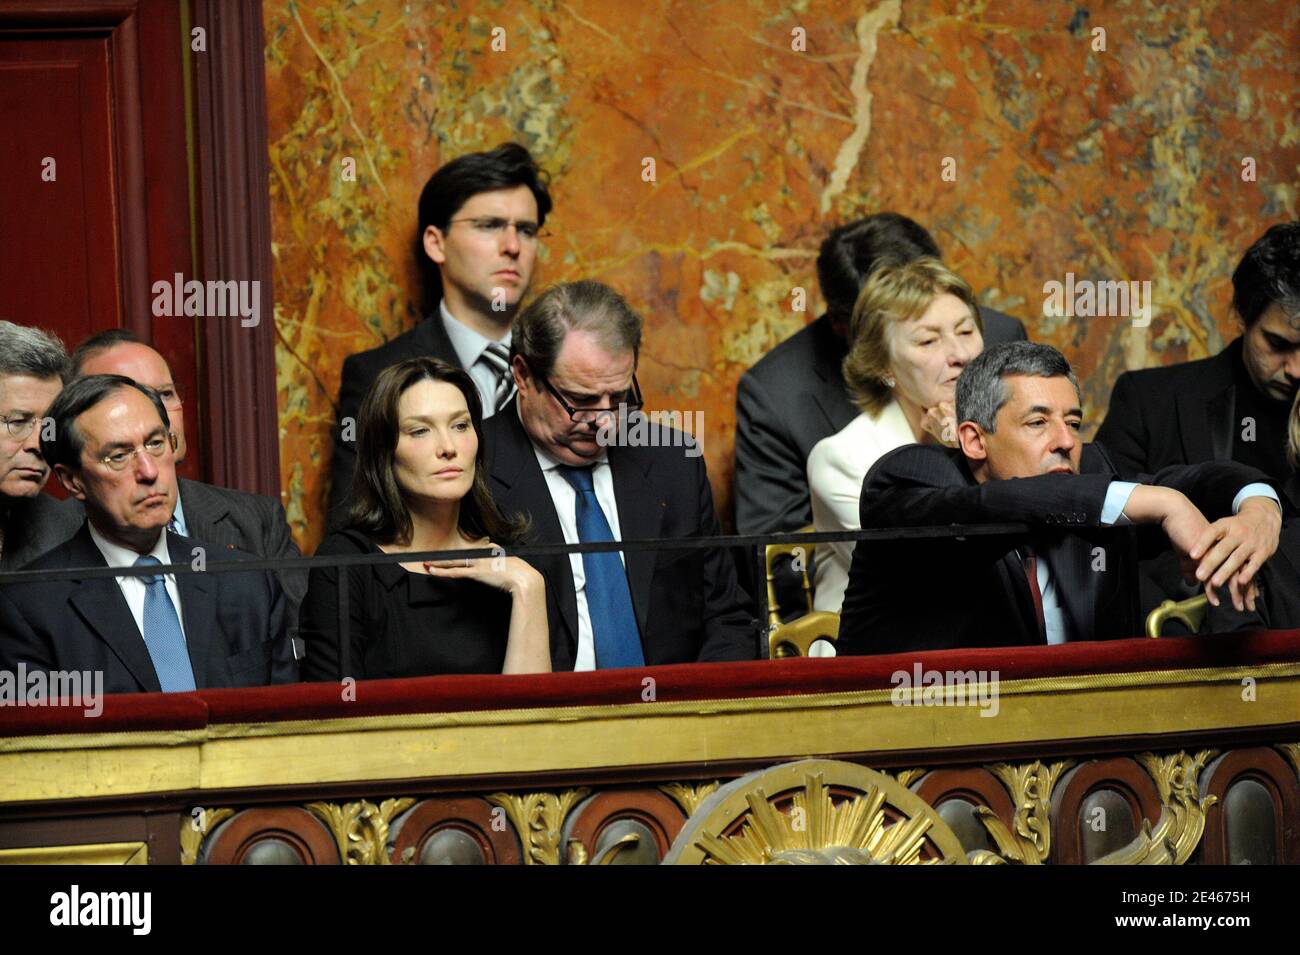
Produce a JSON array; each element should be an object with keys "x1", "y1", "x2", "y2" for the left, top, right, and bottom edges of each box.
[{"x1": 2, "y1": 629, "x2": 1298, "y2": 738}]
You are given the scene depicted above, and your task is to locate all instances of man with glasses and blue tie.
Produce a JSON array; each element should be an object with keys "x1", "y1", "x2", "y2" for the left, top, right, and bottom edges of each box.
[
  {"x1": 0, "y1": 321, "x2": 81, "y2": 570},
  {"x1": 329, "y1": 142, "x2": 553, "y2": 526},
  {"x1": 0, "y1": 375, "x2": 297, "y2": 693},
  {"x1": 484, "y1": 281, "x2": 758, "y2": 670},
  {"x1": 68, "y1": 329, "x2": 304, "y2": 628}
]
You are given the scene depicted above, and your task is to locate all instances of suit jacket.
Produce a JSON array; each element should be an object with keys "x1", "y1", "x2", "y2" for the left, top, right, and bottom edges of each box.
[
  {"x1": 0, "y1": 492, "x2": 83, "y2": 570},
  {"x1": 1095, "y1": 338, "x2": 1243, "y2": 480},
  {"x1": 483, "y1": 409, "x2": 759, "y2": 669},
  {"x1": 837, "y1": 442, "x2": 1277, "y2": 655},
  {"x1": 734, "y1": 308, "x2": 1027, "y2": 534},
  {"x1": 0, "y1": 524, "x2": 297, "y2": 693},
  {"x1": 1093, "y1": 337, "x2": 1293, "y2": 615},
  {"x1": 328, "y1": 314, "x2": 462, "y2": 524},
  {"x1": 62, "y1": 478, "x2": 305, "y2": 637},
  {"x1": 1207, "y1": 522, "x2": 1300, "y2": 631}
]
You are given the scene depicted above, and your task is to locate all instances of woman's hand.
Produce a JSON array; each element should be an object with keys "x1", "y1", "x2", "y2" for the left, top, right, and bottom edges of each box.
[
  {"x1": 424, "y1": 543, "x2": 544, "y2": 599},
  {"x1": 919, "y1": 400, "x2": 958, "y2": 446}
]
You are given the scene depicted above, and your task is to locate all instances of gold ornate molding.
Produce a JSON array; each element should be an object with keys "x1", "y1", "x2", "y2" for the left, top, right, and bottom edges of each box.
[
  {"x1": 180, "y1": 807, "x2": 235, "y2": 865},
  {"x1": 659, "y1": 781, "x2": 721, "y2": 818},
  {"x1": 976, "y1": 760, "x2": 1075, "y2": 864},
  {"x1": 306, "y1": 798, "x2": 415, "y2": 865},
  {"x1": 1100, "y1": 750, "x2": 1218, "y2": 866},
  {"x1": 0, "y1": 842, "x2": 148, "y2": 865},
  {"x1": 665, "y1": 759, "x2": 966, "y2": 865},
  {"x1": 485, "y1": 789, "x2": 592, "y2": 865},
  {"x1": 1276, "y1": 742, "x2": 1300, "y2": 782},
  {"x1": 893, "y1": 768, "x2": 926, "y2": 788}
]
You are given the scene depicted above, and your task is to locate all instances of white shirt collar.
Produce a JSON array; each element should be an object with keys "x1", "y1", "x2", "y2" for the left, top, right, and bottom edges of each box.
[
  {"x1": 440, "y1": 300, "x2": 510, "y2": 369},
  {"x1": 87, "y1": 521, "x2": 170, "y2": 569}
]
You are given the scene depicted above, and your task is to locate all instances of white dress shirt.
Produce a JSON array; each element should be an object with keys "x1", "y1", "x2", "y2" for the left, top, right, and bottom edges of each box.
[
  {"x1": 807, "y1": 402, "x2": 916, "y2": 614},
  {"x1": 441, "y1": 301, "x2": 511, "y2": 418},
  {"x1": 528, "y1": 427, "x2": 626, "y2": 672},
  {"x1": 1037, "y1": 480, "x2": 1281, "y2": 644},
  {"x1": 88, "y1": 523, "x2": 189, "y2": 645}
]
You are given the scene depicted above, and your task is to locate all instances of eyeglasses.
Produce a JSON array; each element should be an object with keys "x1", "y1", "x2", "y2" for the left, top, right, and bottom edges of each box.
[
  {"x1": 0, "y1": 413, "x2": 40, "y2": 439},
  {"x1": 97, "y1": 432, "x2": 178, "y2": 471},
  {"x1": 536, "y1": 371, "x2": 643, "y2": 423},
  {"x1": 446, "y1": 217, "x2": 549, "y2": 242}
]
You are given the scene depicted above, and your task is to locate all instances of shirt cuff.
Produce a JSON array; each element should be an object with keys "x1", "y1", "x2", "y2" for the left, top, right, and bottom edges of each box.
[
  {"x1": 1232, "y1": 483, "x2": 1282, "y2": 514},
  {"x1": 1102, "y1": 481, "x2": 1140, "y2": 526}
]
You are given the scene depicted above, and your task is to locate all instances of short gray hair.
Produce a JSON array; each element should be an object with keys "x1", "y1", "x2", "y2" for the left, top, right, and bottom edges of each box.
[
  {"x1": 956, "y1": 341, "x2": 1080, "y2": 432},
  {"x1": 511, "y1": 281, "x2": 642, "y2": 376},
  {"x1": 0, "y1": 321, "x2": 70, "y2": 385}
]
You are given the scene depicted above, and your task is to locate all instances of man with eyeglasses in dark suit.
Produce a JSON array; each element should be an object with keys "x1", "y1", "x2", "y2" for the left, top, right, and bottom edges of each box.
[
  {"x1": 0, "y1": 375, "x2": 297, "y2": 693},
  {"x1": 67, "y1": 329, "x2": 305, "y2": 636},
  {"x1": 328, "y1": 142, "x2": 553, "y2": 527},
  {"x1": 483, "y1": 281, "x2": 758, "y2": 670}
]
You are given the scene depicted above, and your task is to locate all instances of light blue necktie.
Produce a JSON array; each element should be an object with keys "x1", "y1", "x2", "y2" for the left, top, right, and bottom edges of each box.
[
  {"x1": 135, "y1": 555, "x2": 197, "y2": 692},
  {"x1": 558, "y1": 466, "x2": 645, "y2": 669}
]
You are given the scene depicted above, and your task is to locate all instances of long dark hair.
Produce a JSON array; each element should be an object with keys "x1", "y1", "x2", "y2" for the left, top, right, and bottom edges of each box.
[{"x1": 347, "y1": 357, "x2": 527, "y2": 546}]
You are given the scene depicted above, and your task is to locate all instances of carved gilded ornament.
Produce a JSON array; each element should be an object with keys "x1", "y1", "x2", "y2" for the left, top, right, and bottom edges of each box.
[
  {"x1": 1277, "y1": 743, "x2": 1300, "y2": 782},
  {"x1": 659, "y1": 781, "x2": 721, "y2": 818},
  {"x1": 665, "y1": 759, "x2": 967, "y2": 865},
  {"x1": 180, "y1": 807, "x2": 235, "y2": 866},
  {"x1": 976, "y1": 760, "x2": 1075, "y2": 864},
  {"x1": 306, "y1": 798, "x2": 415, "y2": 865},
  {"x1": 485, "y1": 789, "x2": 592, "y2": 865},
  {"x1": 1092, "y1": 750, "x2": 1218, "y2": 865}
]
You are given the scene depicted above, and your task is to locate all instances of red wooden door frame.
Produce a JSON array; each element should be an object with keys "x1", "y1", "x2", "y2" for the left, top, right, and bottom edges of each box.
[{"x1": 0, "y1": 0, "x2": 281, "y2": 499}]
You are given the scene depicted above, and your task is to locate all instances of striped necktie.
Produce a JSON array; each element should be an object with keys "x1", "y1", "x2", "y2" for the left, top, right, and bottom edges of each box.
[{"x1": 481, "y1": 342, "x2": 516, "y2": 413}]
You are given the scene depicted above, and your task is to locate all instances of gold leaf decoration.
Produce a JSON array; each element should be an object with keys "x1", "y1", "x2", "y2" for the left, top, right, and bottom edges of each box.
[
  {"x1": 977, "y1": 760, "x2": 1075, "y2": 864},
  {"x1": 179, "y1": 807, "x2": 234, "y2": 866},
  {"x1": 659, "y1": 781, "x2": 721, "y2": 818},
  {"x1": 485, "y1": 789, "x2": 592, "y2": 865},
  {"x1": 306, "y1": 798, "x2": 415, "y2": 865}
]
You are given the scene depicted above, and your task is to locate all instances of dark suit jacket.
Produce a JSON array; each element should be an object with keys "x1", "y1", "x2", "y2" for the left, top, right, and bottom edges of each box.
[
  {"x1": 0, "y1": 525, "x2": 298, "y2": 693},
  {"x1": 1095, "y1": 338, "x2": 1244, "y2": 480},
  {"x1": 1208, "y1": 515, "x2": 1300, "y2": 632},
  {"x1": 734, "y1": 308, "x2": 1027, "y2": 534},
  {"x1": 0, "y1": 492, "x2": 83, "y2": 570},
  {"x1": 1093, "y1": 337, "x2": 1293, "y2": 614},
  {"x1": 328, "y1": 314, "x2": 462, "y2": 524},
  {"x1": 61, "y1": 478, "x2": 305, "y2": 637},
  {"x1": 483, "y1": 409, "x2": 759, "y2": 669},
  {"x1": 837, "y1": 442, "x2": 1277, "y2": 655}
]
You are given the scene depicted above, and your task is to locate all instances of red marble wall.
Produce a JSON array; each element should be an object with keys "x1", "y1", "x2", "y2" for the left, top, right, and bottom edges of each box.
[{"x1": 264, "y1": 0, "x2": 1300, "y2": 552}]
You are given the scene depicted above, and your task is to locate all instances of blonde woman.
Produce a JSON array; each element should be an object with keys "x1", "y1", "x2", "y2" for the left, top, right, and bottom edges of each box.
[{"x1": 807, "y1": 258, "x2": 985, "y2": 622}]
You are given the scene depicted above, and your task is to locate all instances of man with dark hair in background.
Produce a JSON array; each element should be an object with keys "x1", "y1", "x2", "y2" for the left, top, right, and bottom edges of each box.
[
  {"x1": 838, "y1": 342, "x2": 1285, "y2": 655},
  {"x1": 328, "y1": 142, "x2": 553, "y2": 524},
  {"x1": 1096, "y1": 221, "x2": 1300, "y2": 615},
  {"x1": 0, "y1": 321, "x2": 80, "y2": 569},
  {"x1": 0, "y1": 375, "x2": 297, "y2": 692},
  {"x1": 734, "y1": 212, "x2": 1028, "y2": 536}
]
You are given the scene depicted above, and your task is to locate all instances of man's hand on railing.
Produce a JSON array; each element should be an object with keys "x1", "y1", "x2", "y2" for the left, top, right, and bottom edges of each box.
[{"x1": 1189, "y1": 497, "x2": 1282, "y2": 613}]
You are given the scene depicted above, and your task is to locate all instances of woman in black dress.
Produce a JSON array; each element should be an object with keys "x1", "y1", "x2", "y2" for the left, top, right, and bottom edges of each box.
[{"x1": 301, "y1": 357, "x2": 550, "y2": 680}]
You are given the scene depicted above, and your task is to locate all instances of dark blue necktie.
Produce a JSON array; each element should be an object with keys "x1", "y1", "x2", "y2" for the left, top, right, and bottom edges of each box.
[
  {"x1": 135, "y1": 555, "x2": 197, "y2": 692},
  {"x1": 558, "y1": 465, "x2": 645, "y2": 669}
]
